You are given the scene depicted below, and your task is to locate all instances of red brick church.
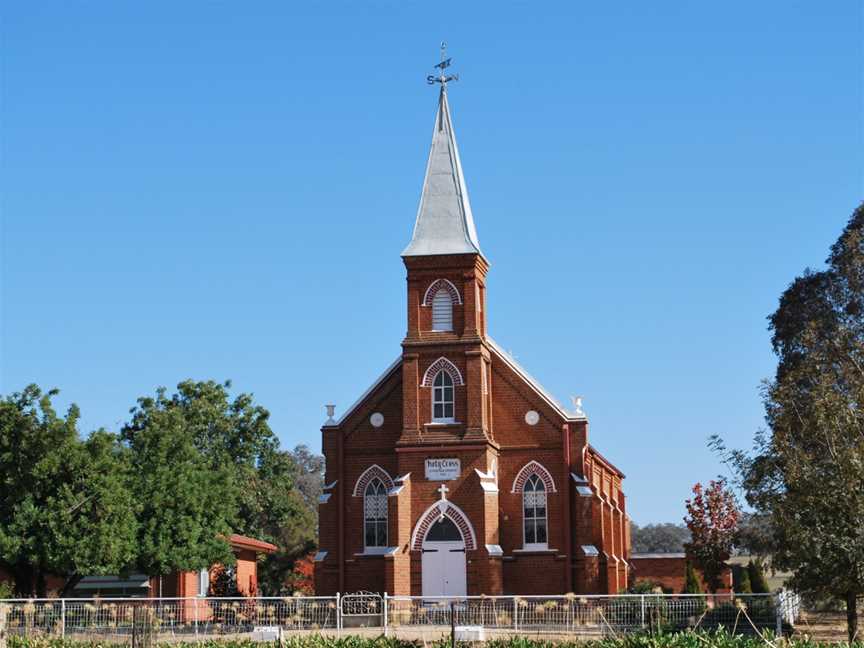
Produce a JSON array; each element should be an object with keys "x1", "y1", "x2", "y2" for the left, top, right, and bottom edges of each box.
[{"x1": 315, "y1": 74, "x2": 630, "y2": 597}]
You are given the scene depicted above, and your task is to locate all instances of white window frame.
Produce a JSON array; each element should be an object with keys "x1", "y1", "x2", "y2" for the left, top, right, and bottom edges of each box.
[
  {"x1": 197, "y1": 568, "x2": 209, "y2": 597},
  {"x1": 431, "y1": 370, "x2": 455, "y2": 423},
  {"x1": 363, "y1": 478, "x2": 388, "y2": 551},
  {"x1": 522, "y1": 474, "x2": 549, "y2": 551},
  {"x1": 430, "y1": 288, "x2": 454, "y2": 332}
]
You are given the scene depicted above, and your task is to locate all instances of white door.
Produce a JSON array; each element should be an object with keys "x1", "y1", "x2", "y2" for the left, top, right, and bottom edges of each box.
[{"x1": 421, "y1": 518, "x2": 467, "y2": 597}]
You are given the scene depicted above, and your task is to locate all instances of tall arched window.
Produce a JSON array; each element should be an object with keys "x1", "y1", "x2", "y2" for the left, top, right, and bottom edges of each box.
[
  {"x1": 432, "y1": 370, "x2": 455, "y2": 422},
  {"x1": 364, "y1": 478, "x2": 388, "y2": 549},
  {"x1": 523, "y1": 474, "x2": 548, "y2": 549},
  {"x1": 431, "y1": 288, "x2": 453, "y2": 331}
]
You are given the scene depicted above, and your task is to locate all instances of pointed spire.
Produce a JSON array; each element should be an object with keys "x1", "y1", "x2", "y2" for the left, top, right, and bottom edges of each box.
[{"x1": 402, "y1": 84, "x2": 484, "y2": 259}]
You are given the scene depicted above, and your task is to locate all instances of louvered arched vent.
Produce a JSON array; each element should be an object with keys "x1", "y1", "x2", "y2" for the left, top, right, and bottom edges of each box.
[{"x1": 431, "y1": 289, "x2": 453, "y2": 331}]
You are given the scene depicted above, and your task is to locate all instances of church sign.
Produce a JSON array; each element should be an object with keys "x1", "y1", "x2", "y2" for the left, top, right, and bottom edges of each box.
[{"x1": 425, "y1": 458, "x2": 460, "y2": 481}]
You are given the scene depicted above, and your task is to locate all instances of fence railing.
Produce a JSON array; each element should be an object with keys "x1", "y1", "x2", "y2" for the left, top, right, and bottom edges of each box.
[{"x1": 0, "y1": 592, "x2": 800, "y2": 641}]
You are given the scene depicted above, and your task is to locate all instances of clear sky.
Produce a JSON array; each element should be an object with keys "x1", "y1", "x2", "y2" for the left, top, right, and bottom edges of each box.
[{"x1": 2, "y1": 2, "x2": 862, "y2": 524}]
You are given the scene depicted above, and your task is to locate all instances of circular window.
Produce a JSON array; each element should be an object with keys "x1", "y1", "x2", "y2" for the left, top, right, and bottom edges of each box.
[
  {"x1": 370, "y1": 412, "x2": 385, "y2": 428},
  {"x1": 525, "y1": 410, "x2": 540, "y2": 426}
]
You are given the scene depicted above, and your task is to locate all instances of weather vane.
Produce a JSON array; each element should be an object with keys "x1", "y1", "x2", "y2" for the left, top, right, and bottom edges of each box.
[{"x1": 427, "y1": 41, "x2": 459, "y2": 88}]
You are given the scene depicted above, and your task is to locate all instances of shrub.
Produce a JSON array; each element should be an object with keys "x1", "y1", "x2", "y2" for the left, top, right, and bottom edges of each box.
[
  {"x1": 684, "y1": 562, "x2": 702, "y2": 593},
  {"x1": 746, "y1": 559, "x2": 770, "y2": 594},
  {"x1": 733, "y1": 565, "x2": 752, "y2": 593}
]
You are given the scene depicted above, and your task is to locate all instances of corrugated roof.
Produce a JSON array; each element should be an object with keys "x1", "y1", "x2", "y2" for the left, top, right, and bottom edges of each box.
[{"x1": 402, "y1": 87, "x2": 484, "y2": 259}]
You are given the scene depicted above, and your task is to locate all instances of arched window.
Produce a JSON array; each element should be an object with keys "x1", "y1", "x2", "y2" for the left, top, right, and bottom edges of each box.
[
  {"x1": 523, "y1": 474, "x2": 548, "y2": 549},
  {"x1": 431, "y1": 288, "x2": 453, "y2": 331},
  {"x1": 364, "y1": 478, "x2": 388, "y2": 549},
  {"x1": 432, "y1": 370, "x2": 455, "y2": 422}
]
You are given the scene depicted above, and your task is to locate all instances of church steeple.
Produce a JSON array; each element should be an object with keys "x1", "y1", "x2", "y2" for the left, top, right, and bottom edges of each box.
[{"x1": 402, "y1": 50, "x2": 484, "y2": 260}]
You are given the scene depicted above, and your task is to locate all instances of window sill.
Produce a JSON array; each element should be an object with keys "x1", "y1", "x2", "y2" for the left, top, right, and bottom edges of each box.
[
  {"x1": 427, "y1": 421, "x2": 460, "y2": 426},
  {"x1": 512, "y1": 548, "x2": 558, "y2": 555},
  {"x1": 355, "y1": 548, "x2": 391, "y2": 557}
]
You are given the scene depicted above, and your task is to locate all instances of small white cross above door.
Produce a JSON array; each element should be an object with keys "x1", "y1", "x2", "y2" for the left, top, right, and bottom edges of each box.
[{"x1": 437, "y1": 483, "x2": 449, "y2": 500}]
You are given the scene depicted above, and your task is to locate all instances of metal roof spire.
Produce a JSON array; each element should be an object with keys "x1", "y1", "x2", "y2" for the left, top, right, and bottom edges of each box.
[{"x1": 402, "y1": 44, "x2": 484, "y2": 260}]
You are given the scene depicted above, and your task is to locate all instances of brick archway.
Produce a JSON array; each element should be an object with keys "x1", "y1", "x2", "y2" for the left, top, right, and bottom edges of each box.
[
  {"x1": 511, "y1": 460, "x2": 557, "y2": 493},
  {"x1": 421, "y1": 357, "x2": 464, "y2": 387},
  {"x1": 422, "y1": 278, "x2": 462, "y2": 306},
  {"x1": 410, "y1": 500, "x2": 477, "y2": 551},
  {"x1": 352, "y1": 464, "x2": 395, "y2": 497}
]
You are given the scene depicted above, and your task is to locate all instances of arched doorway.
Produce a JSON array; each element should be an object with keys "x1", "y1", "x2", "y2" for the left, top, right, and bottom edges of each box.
[{"x1": 421, "y1": 517, "x2": 467, "y2": 597}]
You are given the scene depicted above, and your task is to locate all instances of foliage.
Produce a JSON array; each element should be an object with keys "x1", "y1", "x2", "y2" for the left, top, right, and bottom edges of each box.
[
  {"x1": 712, "y1": 203, "x2": 864, "y2": 642},
  {"x1": 684, "y1": 561, "x2": 702, "y2": 594},
  {"x1": 288, "y1": 552, "x2": 316, "y2": 594},
  {"x1": 746, "y1": 559, "x2": 769, "y2": 594},
  {"x1": 733, "y1": 513, "x2": 773, "y2": 557},
  {"x1": 629, "y1": 579, "x2": 664, "y2": 594},
  {"x1": 0, "y1": 386, "x2": 137, "y2": 596},
  {"x1": 122, "y1": 380, "x2": 320, "y2": 593},
  {"x1": 630, "y1": 522, "x2": 691, "y2": 554},
  {"x1": 734, "y1": 564, "x2": 752, "y2": 593},
  {"x1": 7, "y1": 628, "x2": 864, "y2": 648},
  {"x1": 122, "y1": 382, "x2": 239, "y2": 577},
  {"x1": 683, "y1": 480, "x2": 739, "y2": 593}
]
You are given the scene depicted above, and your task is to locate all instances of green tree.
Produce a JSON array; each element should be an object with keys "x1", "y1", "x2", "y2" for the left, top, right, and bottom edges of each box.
[
  {"x1": 237, "y1": 446, "x2": 317, "y2": 594},
  {"x1": 123, "y1": 383, "x2": 242, "y2": 579},
  {"x1": 123, "y1": 380, "x2": 318, "y2": 594},
  {"x1": 684, "y1": 561, "x2": 701, "y2": 594},
  {"x1": 0, "y1": 386, "x2": 137, "y2": 596},
  {"x1": 714, "y1": 204, "x2": 864, "y2": 642},
  {"x1": 735, "y1": 564, "x2": 752, "y2": 593},
  {"x1": 630, "y1": 522, "x2": 691, "y2": 554},
  {"x1": 747, "y1": 559, "x2": 770, "y2": 594}
]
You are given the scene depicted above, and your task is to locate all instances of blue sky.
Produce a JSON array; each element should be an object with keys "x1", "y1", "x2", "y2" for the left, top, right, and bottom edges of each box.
[{"x1": 2, "y1": 2, "x2": 862, "y2": 524}]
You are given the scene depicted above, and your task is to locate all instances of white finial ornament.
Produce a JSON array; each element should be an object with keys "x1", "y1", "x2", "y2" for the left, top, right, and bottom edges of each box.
[
  {"x1": 571, "y1": 396, "x2": 585, "y2": 418},
  {"x1": 325, "y1": 404, "x2": 336, "y2": 425}
]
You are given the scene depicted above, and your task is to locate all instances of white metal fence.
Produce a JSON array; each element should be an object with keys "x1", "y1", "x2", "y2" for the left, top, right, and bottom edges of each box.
[{"x1": 0, "y1": 592, "x2": 800, "y2": 641}]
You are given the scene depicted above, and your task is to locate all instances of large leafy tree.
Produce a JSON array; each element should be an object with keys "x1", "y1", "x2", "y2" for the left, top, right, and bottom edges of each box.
[
  {"x1": 123, "y1": 385, "x2": 237, "y2": 580},
  {"x1": 683, "y1": 480, "x2": 739, "y2": 593},
  {"x1": 123, "y1": 380, "x2": 318, "y2": 594},
  {"x1": 0, "y1": 386, "x2": 137, "y2": 596},
  {"x1": 715, "y1": 204, "x2": 864, "y2": 641}
]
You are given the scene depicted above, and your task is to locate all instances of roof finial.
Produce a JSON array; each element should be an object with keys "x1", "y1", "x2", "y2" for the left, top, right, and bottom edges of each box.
[{"x1": 426, "y1": 41, "x2": 459, "y2": 89}]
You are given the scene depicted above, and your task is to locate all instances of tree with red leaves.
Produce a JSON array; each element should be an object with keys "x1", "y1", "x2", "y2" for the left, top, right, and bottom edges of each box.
[
  {"x1": 683, "y1": 480, "x2": 739, "y2": 592},
  {"x1": 288, "y1": 553, "x2": 315, "y2": 594}
]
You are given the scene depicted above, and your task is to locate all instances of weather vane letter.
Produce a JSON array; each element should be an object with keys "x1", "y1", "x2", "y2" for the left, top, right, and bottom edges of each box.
[{"x1": 427, "y1": 41, "x2": 459, "y2": 88}]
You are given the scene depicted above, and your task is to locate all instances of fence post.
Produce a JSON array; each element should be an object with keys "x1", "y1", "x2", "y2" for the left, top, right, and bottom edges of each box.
[
  {"x1": 383, "y1": 593, "x2": 388, "y2": 636},
  {"x1": 335, "y1": 593, "x2": 341, "y2": 633},
  {"x1": 775, "y1": 591, "x2": 783, "y2": 637},
  {"x1": 513, "y1": 597, "x2": 518, "y2": 632},
  {"x1": 450, "y1": 601, "x2": 455, "y2": 648},
  {"x1": 194, "y1": 598, "x2": 199, "y2": 640},
  {"x1": 640, "y1": 595, "x2": 646, "y2": 630}
]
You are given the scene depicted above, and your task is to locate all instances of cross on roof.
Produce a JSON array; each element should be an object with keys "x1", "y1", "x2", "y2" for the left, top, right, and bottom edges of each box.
[
  {"x1": 427, "y1": 41, "x2": 459, "y2": 88},
  {"x1": 437, "y1": 483, "x2": 449, "y2": 500}
]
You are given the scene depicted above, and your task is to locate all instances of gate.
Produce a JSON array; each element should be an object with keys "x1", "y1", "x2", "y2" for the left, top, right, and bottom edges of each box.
[{"x1": 339, "y1": 592, "x2": 383, "y2": 629}]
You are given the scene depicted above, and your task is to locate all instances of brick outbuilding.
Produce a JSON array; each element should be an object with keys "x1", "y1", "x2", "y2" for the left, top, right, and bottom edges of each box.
[{"x1": 315, "y1": 79, "x2": 630, "y2": 597}]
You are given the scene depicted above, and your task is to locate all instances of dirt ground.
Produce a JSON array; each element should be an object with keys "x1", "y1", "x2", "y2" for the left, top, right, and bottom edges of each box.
[{"x1": 792, "y1": 611, "x2": 857, "y2": 643}]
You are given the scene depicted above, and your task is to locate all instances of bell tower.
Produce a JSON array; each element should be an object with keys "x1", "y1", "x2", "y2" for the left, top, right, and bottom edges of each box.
[{"x1": 400, "y1": 48, "x2": 492, "y2": 446}]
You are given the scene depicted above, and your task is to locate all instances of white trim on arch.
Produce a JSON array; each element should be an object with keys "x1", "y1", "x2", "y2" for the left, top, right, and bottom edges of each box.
[
  {"x1": 511, "y1": 460, "x2": 557, "y2": 493},
  {"x1": 421, "y1": 357, "x2": 465, "y2": 387},
  {"x1": 422, "y1": 279, "x2": 463, "y2": 306},
  {"x1": 352, "y1": 464, "x2": 395, "y2": 497},
  {"x1": 410, "y1": 499, "x2": 478, "y2": 551}
]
